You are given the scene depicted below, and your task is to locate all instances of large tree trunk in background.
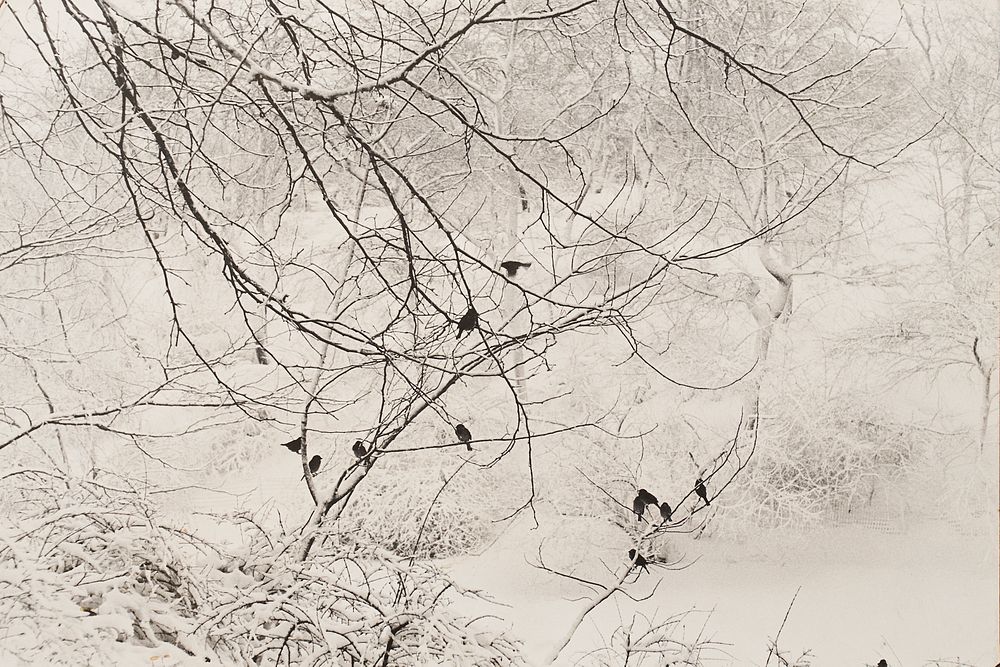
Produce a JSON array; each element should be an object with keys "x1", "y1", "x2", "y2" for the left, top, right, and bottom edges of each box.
[
  {"x1": 500, "y1": 162, "x2": 527, "y2": 389},
  {"x1": 972, "y1": 337, "x2": 996, "y2": 453},
  {"x1": 978, "y1": 367, "x2": 994, "y2": 452},
  {"x1": 488, "y1": 29, "x2": 529, "y2": 391},
  {"x1": 250, "y1": 131, "x2": 278, "y2": 365},
  {"x1": 739, "y1": 242, "x2": 793, "y2": 433}
]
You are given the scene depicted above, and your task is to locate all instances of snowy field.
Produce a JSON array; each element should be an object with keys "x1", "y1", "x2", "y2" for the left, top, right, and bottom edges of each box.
[
  {"x1": 445, "y1": 515, "x2": 998, "y2": 666},
  {"x1": 159, "y1": 482, "x2": 998, "y2": 665}
]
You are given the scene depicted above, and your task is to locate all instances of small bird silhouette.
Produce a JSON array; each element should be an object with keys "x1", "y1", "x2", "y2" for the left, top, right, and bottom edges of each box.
[
  {"x1": 695, "y1": 477, "x2": 710, "y2": 506},
  {"x1": 659, "y1": 501, "x2": 673, "y2": 523},
  {"x1": 352, "y1": 440, "x2": 367, "y2": 459},
  {"x1": 301, "y1": 454, "x2": 322, "y2": 480},
  {"x1": 454, "y1": 423, "x2": 473, "y2": 451},
  {"x1": 627, "y1": 548, "x2": 650, "y2": 574},
  {"x1": 876, "y1": 661, "x2": 887, "y2": 667},
  {"x1": 500, "y1": 260, "x2": 532, "y2": 278},
  {"x1": 637, "y1": 489, "x2": 658, "y2": 506},
  {"x1": 279, "y1": 436, "x2": 302, "y2": 454},
  {"x1": 632, "y1": 495, "x2": 646, "y2": 521},
  {"x1": 456, "y1": 306, "x2": 479, "y2": 339}
]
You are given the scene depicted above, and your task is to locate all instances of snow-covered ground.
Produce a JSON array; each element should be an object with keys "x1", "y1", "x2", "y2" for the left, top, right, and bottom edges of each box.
[
  {"x1": 157, "y1": 439, "x2": 998, "y2": 666},
  {"x1": 445, "y1": 513, "x2": 998, "y2": 666}
]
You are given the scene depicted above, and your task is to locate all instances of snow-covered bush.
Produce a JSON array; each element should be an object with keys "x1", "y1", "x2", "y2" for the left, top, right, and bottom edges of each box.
[
  {"x1": 338, "y1": 447, "x2": 497, "y2": 559},
  {"x1": 0, "y1": 473, "x2": 209, "y2": 665},
  {"x1": 0, "y1": 473, "x2": 522, "y2": 666},
  {"x1": 713, "y1": 388, "x2": 923, "y2": 534},
  {"x1": 203, "y1": 528, "x2": 521, "y2": 665}
]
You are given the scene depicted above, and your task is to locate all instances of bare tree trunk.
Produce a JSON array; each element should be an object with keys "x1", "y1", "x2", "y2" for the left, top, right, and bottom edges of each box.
[
  {"x1": 978, "y1": 367, "x2": 994, "y2": 452},
  {"x1": 501, "y1": 163, "x2": 528, "y2": 389},
  {"x1": 251, "y1": 131, "x2": 277, "y2": 365},
  {"x1": 489, "y1": 23, "x2": 529, "y2": 391},
  {"x1": 972, "y1": 337, "x2": 996, "y2": 452},
  {"x1": 739, "y1": 242, "x2": 793, "y2": 431}
]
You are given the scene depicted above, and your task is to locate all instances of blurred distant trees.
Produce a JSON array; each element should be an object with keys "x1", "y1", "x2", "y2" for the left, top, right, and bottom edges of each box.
[{"x1": 845, "y1": 0, "x2": 998, "y2": 453}]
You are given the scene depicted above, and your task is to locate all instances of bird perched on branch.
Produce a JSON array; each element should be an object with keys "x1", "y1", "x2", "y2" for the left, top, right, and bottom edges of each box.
[
  {"x1": 352, "y1": 440, "x2": 367, "y2": 459},
  {"x1": 279, "y1": 436, "x2": 302, "y2": 454},
  {"x1": 694, "y1": 477, "x2": 710, "y2": 506},
  {"x1": 454, "y1": 423, "x2": 473, "y2": 451},
  {"x1": 627, "y1": 548, "x2": 650, "y2": 574},
  {"x1": 632, "y1": 489, "x2": 658, "y2": 521},
  {"x1": 660, "y1": 501, "x2": 673, "y2": 523},
  {"x1": 632, "y1": 495, "x2": 646, "y2": 521},
  {"x1": 637, "y1": 489, "x2": 658, "y2": 506},
  {"x1": 301, "y1": 455, "x2": 321, "y2": 480},
  {"x1": 456, "y1": 306, "x2": 479, "y2": 339},
  {"x1": 500, "y1": 260, "x2": 532, "y2": 278}
]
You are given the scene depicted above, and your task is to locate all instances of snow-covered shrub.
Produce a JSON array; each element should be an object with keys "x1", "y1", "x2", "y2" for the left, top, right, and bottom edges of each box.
[
  {"x1": 713, "y1": 389, "x2": 924, "y2": 535},
  {"x1": 201, "y1": 514, "x2": 521, "y2": 665},
  {"x1": 338, "y1": 448, "x2": 495, "y2": 559},
  {"x1": 0, "y1": 472, "x2": 521, "y2": 666},
  {"x1": 0, "y1": 473, "x2": 209, "y2": 665},
  {"x1": 204, "y1": 557, "x2": 522, "y2": 664}
]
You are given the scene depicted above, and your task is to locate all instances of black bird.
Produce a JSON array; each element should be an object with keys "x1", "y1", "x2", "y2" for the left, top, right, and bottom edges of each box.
[
  {"x1": 352, "y1": 440, "x2": 367, "y2": 459},
  {"x1": 500, "y1": 260, "x2": 532, "y2": 278},
  {"x1": 279, "y1": 436, "x2": 302, "y2": 454},
  {"x1": 627, "y1": 548, "x2": 650, "y2": 574},
  {"x1": 301, "y1": 454, "x2": 322, "y2": 480},
  {"x1": 876, "y1": 661, "x2": 887, "y2": 667},
  {"x1": 632, "y1": 495, "x2": 646, "y2": 522},
  {"x1": 456, "y1": 306, "x2": 479, "y2": 339},
  {"x1": 637, "y1": 488, "x2": 658, "y2": 507},
  {"x1": 695, "y1": 477, "x2": 710, "y2": 506},
  {"x1": 454, "y1": 423, "x2": 473, "y2": 451},
  {"x1": 659, "y1": 501, "x2": 673, "y2": 523}
]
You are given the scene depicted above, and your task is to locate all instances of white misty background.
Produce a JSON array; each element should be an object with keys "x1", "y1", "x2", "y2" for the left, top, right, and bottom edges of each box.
[{"x1": 0, "y1": 0, "x2": 996, "y2": 665}]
